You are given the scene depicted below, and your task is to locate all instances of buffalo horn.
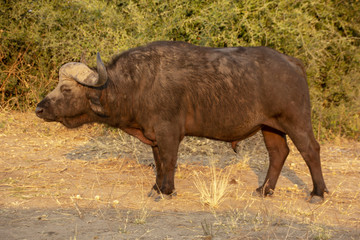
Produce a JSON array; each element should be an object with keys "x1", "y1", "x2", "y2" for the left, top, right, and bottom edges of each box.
[
  {"x1": 96, "y1": 52, "x2": 108, "y2": 87},
  {"x1": 59, "y1": 54, "x2": 108, "y2": 87}
]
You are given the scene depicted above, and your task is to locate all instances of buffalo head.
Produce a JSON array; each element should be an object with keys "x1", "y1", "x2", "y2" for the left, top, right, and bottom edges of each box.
[{"x1": 35, "y1": 53, "x2": 108, "y2": 128}]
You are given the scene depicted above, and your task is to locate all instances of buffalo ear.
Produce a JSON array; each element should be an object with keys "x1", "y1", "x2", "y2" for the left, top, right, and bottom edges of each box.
[{"x1": 89, "y1": 97, "x2": 106, "y2": 117}]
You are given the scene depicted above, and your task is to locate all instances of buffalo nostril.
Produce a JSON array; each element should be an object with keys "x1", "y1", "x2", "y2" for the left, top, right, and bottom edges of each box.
[{"x1": 35, "y1": 107, "x2": 43, "y2": 115}]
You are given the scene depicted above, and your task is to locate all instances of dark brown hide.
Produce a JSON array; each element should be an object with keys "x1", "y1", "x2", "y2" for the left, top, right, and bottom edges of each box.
[{"x1": 36, "y1": 41, "x2": 328, "y2": 200}]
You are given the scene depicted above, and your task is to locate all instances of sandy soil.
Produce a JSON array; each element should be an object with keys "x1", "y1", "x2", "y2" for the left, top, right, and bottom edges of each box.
[{"x1": 0, "y1": 111, "x2": 359, "y2": 239}]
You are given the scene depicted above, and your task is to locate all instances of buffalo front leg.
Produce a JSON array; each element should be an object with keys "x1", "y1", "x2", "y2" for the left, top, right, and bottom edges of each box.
[
  {"x1": 152, "y1": 123, "x2": 182, "y2": 196},
  {"x1": 150, "y1": 146, "x2": 163, "y2": 194},
  {"x1": 257, "y1": 126, "x2": 290, "y2": 196}
]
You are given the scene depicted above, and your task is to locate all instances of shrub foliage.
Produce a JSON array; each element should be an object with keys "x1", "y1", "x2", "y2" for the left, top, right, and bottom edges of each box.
[{"x1": 1, "y1": 0, "x2": 359, "y2": 139}]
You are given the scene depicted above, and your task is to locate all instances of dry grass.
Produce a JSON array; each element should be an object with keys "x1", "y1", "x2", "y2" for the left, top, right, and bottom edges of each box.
[
  {"x1": 193, "y1": 161, "x2": 232, "y2": 209},
  {"x1": 0, "y1": 111, "x2": 359, "y2": 239}
]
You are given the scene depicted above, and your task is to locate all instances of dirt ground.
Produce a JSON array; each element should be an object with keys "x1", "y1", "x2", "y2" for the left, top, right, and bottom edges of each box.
[{"x1": 0, "y1": 111, "x2": 359, "y2": 240}]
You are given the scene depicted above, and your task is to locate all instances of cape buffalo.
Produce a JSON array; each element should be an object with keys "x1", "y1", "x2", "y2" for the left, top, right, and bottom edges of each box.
[{"x1": 35, "y1": 41, "x2": 328, "y2": 202}]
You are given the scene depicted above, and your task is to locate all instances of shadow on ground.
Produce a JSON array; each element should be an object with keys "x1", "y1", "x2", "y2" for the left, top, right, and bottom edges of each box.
[{"x1": 66, "y1": 131, "x2": 309, "y2": 194}]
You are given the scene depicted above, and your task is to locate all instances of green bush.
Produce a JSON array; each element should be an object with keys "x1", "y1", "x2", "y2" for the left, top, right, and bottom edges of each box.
[{"x1": 1, "y1": 0, "x2": 359, "y2": 139}]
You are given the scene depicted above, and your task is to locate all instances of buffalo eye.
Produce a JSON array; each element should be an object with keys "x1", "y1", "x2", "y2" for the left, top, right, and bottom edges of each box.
[{"x1": 60, "y1": 85, "x2": 72, "y2": 94}]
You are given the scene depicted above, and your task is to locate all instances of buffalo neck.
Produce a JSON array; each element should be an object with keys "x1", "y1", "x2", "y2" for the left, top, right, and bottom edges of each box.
[{"x1": 99, "y1": 75, "x2": 137, "y2": 128}]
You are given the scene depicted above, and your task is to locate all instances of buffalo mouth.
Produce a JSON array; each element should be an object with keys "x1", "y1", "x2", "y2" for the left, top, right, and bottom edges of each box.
[
  {"x1": 36, "y1": 112, "x2": 77, "y2": 128},
  {"x1": 35, "y1": 107, "x2": 57, "y2": 122},
  {"x1": 35, "y1": 106, "x2": 89, "y2": 128}
]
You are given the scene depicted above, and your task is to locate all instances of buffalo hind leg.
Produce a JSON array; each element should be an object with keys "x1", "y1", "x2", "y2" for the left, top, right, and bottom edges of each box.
[
  {"x1": 280, "y1": 118, "x2": 328, "y2": 202},
  {"x1": 286, "y1": 129, "x2": 328, "y2": 200},
  {"x1": 257, "y1": 126, "x2": 290, "y2": 196}
]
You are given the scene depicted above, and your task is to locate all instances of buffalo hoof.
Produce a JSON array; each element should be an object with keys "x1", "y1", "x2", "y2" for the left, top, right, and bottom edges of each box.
[
  {"x1": 307, "y1": 195, "x2": 324, "y2": 204},
  {"x1": 148, "y1": 189, "x2": 177, "y2": 201},
  {"x1": 148, "y1": 183, "x2": 161, "y2": 197},
  {"x1": 147, "y1": 189, "x2": 159, "y2": 198},
  {"x1": 255, "y1": 186, "x2": 274, "y2": 197},
  {"x1": 154, "y1": 192, "x2": 177, "y2": 202}
]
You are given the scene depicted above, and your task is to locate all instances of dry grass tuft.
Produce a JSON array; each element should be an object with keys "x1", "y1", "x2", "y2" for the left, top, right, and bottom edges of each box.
[{"x1": 193, "y1": 161, "x2": 232, "y2": 209}]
